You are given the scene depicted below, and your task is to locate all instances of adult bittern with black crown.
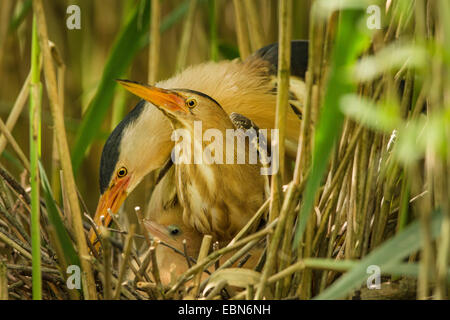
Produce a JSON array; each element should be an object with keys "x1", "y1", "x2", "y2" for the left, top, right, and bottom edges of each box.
[
  {"x1": 89, "y1": 41, "x2": 308, "y2": 248},
  {"x1": 117, "y1": 79, "x2": 266, "y2": 240}
]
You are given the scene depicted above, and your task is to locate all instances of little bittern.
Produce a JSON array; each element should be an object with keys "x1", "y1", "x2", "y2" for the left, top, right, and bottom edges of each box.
[
  {"x1": 89, "y1": 41, "x2": 308, "y2": 247},
  {"x1": 118, "y1": 80, "x2": 266, "y2": 240}
]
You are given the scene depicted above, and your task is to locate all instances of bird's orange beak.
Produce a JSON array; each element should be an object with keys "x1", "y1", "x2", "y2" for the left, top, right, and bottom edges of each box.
[
  {"x1": 116, "y1": 79, "x2": 188, "y2": 113},
  {"x1": 89, "y1": 175, "x2": 131, "y2": 251}
]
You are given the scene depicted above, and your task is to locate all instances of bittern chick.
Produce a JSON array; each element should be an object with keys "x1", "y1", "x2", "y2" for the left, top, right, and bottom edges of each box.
[
  {"x1": 143, "y1": 214, "x2": 201, "y2": 285},
  {"x1": 143, "y1": 212, "x2": 262, "y2": 286},
  {"x1": 119, "y1": 80, "x2": 266, "y2": 240}
]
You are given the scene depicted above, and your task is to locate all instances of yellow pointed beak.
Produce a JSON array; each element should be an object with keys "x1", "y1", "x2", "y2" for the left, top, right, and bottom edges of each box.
[
  {"x1": 116, "y1": 79, "x2": 188, "y2": 113},
  {"x1": 89, "y1": 175, "x2": 130, "y2": 251}
]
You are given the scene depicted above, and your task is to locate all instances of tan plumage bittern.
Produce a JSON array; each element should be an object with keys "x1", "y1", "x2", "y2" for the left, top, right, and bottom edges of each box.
[
  {"x1": 89, "y1": 41, "x2": 308, "y2": 248},
  {"x1": 117, "y1": 78, "x2": 266, "y2": 241}
]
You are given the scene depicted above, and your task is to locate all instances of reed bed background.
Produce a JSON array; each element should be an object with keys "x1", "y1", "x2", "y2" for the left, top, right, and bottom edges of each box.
[{"x1": 0, "y1": 0, "x2": 448, "y2": 300}]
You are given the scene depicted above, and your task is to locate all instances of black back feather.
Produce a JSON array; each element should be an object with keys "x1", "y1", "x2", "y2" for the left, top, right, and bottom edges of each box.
[
  {"x1": 250, "y1": 40, "x2": 309, "y2": 79},
  {"x1": 99, "y1": 99, "x2": 146, "y2": 194}
]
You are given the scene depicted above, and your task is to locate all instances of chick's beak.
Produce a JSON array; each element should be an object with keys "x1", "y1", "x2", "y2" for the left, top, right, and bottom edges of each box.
[
  {"x1": 143, "y1": 220, "x2": 178, "y2": 248},
  {"x1": 89, "y1": 176, "x2": 130, "y2": 250},
  {"x1": 116, "y1": 79, "x2": 188, "y2": 114}
]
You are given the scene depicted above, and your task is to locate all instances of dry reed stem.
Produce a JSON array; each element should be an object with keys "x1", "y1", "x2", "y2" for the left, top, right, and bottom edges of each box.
[
  {"x1": 0, "y1": 230, "x2": 32, "y2": 260},
  {"x1": 114, "y1": 224, "x2": 135, "y2": 300},
  {"x1": 0, "y1": 72, "x2": 31, "y2": 155},
  {"x1": 194, "y1": 235, "x2": 212, "y2": 297},
  {"x1": 0, "y1": 261, "x2": 7, "y2": 300},
  {"x1": 0, "y1": 0, "x2": 13, "y2": 67},
  {"x1": 136, "y1": 247, "x2": 152, "y2": 282},
  {"x1": 233, "y1": 0, "x2": 251, "y2": 59},
  {"x1": 176, "y1": 0, "x2": 198, "y2": 72},
  {"x1": 148, "y1": 0, "x2": 161, "y2": 84},
  {"x1": 49, "y1": 41, "x2": 65, "y2": 202},
  {"x1": 256, "y1": 0, "x2": 292, "y2": 299},
  {"x1": 32, "y1": 0, "x2": 96, "y2": 300},
  {"x1": 244, "y1": 0, "x2": 264, "y2": 51},
  {"x1": 0, "y1": 118, "x2": 30, "y2": 171},
  {"x1": 100, "y1": 228, "x2": 112, "y2": 300},
  {"x1": 271, "y1": 0, "x2": 292, "y2": 185},
  {"x1": 134, "y1": 206, "x2": 151, "y2": 247},
  {"x1": 0, "y1": 200, "x2": 31, "y2": 244},
  {"x1": 150, "y1": 244, "x2": 164, "y2": 298},
  {"x1": 227, "y1": 197, "x2": 269, "y2": 246},
  {"x1": 183, "y1": 239, "x2": 192, "y2": 268},
  {"x1": 318, "y1": 126, "x2": 363, "y2": 211},
  {"x1": 256, "y1": 182, "x2": 297, "y2": 299}
]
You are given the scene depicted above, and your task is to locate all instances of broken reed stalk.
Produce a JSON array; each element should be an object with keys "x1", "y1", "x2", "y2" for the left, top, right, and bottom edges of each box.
[
  {"x1": 194, "y1": 235, "x2": 212, "y2": 297},
  {"x1": 100, "y1": 228, "x2": 112, "y2": 300},
  {"x1": 183, "y1": 239, "x2": 192, "y2": 268},
  {"x1": 114, "y1": 224, "x2": 135, "y2": 300},
  {"x1": 135, "y1": 247, "x2": 153, "y2": 282},
  {"x1": 150, "y1": 244, "x2": 164, "y2": 298},
  {"x1": 134, "y1": 206, "x2": 151, "y2": 247},
  {"x1": 32, "y1": 0, "x2": 97, "y2": 300},
  {"x1": 29, "y1": 16, "x2": 42, "y2": 300},
  {"x1": 175, "y1": 0, "x2": 198, "y2": 73},
  {"x1": 233, "y1": 0, "x2": 251, "y2": 60},
  {"x1": 148, "y1": 0, "x2": 160, "y2": 84}
]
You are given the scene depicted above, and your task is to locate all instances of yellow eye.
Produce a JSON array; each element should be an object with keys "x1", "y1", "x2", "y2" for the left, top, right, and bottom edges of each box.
[
  {"x1": 186, "y1": 98, "x2": 197, "y2": 108},
  {"x1": 117, "y1": 167, "x2": 128, "y2": 178}
]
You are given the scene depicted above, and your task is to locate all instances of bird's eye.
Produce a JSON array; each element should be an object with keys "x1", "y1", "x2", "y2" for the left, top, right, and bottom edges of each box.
[
  {"x1": 168, "y1": 225, "x2": 180, "y2": 236},
  {"x1": 117, "y1": 167, "x2": 128, "y2": 178},
  {"x1": 186, "y1": 98, "x2": 197, "y2": 108}
]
